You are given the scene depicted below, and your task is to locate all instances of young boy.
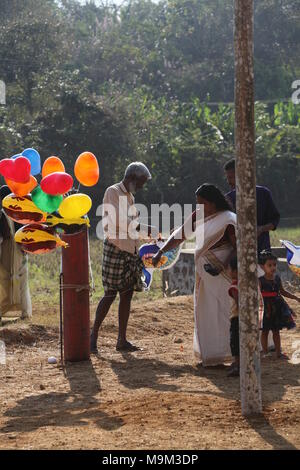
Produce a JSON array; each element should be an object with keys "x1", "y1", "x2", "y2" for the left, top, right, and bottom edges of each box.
[{"x1": 228, "y1": 256, "x2": 239, "y2": 377}]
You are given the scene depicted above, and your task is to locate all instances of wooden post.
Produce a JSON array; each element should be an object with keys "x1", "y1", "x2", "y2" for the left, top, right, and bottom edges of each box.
[{"x1": 234, "y1": 0, "x2": 262, "y2": 415}]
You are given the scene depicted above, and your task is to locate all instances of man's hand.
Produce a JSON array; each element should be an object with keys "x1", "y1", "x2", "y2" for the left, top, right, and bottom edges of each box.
[
  {"x1": 152, "y1": 250, "x2": 163, "y2": 267},
  {"x1": 257, "y1": 224, "x2": 275, "y2": 237}
]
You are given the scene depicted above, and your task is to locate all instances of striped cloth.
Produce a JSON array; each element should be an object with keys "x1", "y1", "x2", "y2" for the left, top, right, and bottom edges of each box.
[{"x1": 102, "y1": 239, "x2": 144, "y2": 293}]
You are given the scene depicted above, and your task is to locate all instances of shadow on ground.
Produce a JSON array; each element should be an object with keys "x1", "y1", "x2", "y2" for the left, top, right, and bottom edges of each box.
[
  {"x1": 1, "y1": 359, "x2": 123, "y2": 434},
  {"x1": 108, "y1": 351, "x2": 300, "y2": 450}
]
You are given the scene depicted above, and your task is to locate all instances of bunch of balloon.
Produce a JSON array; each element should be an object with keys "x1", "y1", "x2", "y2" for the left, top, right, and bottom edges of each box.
[
  {"x1": 0, "y1": 149, "x2": 100, "y2": 362},
  {"x1": 0, "y1": 150, "x2": 99, "y2": 251}
]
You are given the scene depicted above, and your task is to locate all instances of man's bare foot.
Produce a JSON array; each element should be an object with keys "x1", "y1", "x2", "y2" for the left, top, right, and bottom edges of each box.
[{"x1": 116, "y1": 341, "x2": 140, "y2": 352}]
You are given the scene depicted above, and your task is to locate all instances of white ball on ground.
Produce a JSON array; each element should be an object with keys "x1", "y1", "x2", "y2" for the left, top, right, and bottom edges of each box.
[{"x1": 48, "y1": 356, "x2": 57, "y2": 364}]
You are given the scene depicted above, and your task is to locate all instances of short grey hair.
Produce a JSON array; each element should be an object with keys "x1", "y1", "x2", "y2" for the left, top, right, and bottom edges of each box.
[{"x1": 124, "y1": 162, "x2": 152, "y2": 180}]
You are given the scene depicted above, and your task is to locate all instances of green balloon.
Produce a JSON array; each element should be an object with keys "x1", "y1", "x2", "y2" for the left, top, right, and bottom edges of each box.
[{"x1": 32, "y1": 186, "x2": 63, "y2": 214}]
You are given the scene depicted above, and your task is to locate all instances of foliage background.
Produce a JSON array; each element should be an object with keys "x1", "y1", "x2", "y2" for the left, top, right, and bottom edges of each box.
[{"x1": 0, "y1": 0, "x2": 299, "y2": 226}]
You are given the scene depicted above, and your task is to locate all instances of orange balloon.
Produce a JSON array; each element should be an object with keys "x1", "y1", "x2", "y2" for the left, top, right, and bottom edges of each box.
[
  {"x1": 6, "y1": 175, "x2": 38, "y2": 197},
  {"x1": 74, "y1": 152, "x2": 99, "y2": 187},
  {"x1": 42, "y1": 156, "x2": 65, "y2": 178}
]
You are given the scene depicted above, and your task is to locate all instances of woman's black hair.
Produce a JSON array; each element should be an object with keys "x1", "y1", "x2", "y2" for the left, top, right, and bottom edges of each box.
[
  {"x1": 258, "y1": 250, "x2": 277, "y2": 265},
  {"x1": 195, "y1": 183, "x2": 233, "y2": 212}
]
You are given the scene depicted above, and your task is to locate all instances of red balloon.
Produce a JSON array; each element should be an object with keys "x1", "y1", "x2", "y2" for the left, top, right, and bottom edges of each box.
[
  {"x1": 40, "y1": 172, "x2": 73, "y2": 196},
  {"x1": 0, "y1": 157, "x2": 31, "y2": 183}
]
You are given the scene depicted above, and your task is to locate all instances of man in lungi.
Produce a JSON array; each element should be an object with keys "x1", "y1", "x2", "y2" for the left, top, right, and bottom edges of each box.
[
  {"x1": 224, "y1": 159, "x2": 280, "y2": 253},
  {"x1": 90, "y1": 162, "x2": 155, "y2": 353}
]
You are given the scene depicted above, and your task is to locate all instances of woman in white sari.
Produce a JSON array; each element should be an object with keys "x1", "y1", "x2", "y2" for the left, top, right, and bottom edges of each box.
[{"x1": 153, "y1": 184, "x2": 236, "y2": 367}]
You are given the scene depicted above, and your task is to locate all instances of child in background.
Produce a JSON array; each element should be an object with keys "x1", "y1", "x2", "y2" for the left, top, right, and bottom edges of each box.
[
  {"x1": 228, "y1": 256, "x2": 239, "y2": 377},
  {"x1": 259, "y1": 251, "x2": 299, "y2": 359}
]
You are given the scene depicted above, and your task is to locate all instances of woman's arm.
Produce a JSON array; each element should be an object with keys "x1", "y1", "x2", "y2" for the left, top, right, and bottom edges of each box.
[
  {"x1": 200, "y1": 224, "x2": 237, "y2": 276},
  {"x1": 152, "y1": 210, "x2": 198, "y2": 266},
  {"x1": 152, "y1": 230, "x2": 185, "y2": 267}
]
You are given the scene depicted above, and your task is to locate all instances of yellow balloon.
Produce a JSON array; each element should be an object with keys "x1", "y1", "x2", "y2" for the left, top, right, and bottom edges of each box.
[
  {"x1": 14, "y1": 224, "x2": 68, "y2": 254},
  {"x1": 14, "y1": 226, "x2": 67, "y2": 246},
  {"x1": 2, "y1": 194, "x2": 47, "y2": 224},
  {"x1": 46, "y1": 213, "x2": 90, "y2": 228},
  {"x1": 58, "y1": 194, "x2": 92, "y2": 219}
]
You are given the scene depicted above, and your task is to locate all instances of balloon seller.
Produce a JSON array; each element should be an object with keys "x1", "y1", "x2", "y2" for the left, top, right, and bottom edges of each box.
[{"x1": 90, "y1": 162, "x2": 157, "y2": 353}]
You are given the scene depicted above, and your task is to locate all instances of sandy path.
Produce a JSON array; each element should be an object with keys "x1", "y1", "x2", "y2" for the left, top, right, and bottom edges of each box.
[{"x1": 0, "y1": 295, "x2": 300, "y2": 450}]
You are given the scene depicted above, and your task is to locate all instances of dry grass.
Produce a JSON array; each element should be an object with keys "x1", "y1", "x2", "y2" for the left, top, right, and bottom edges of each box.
[{"x1": 28, "y1": 238, "x2": 163, "y2": 307}]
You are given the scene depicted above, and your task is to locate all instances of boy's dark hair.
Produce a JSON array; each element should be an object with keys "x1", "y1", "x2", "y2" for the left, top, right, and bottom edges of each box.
[
  {"x1": 258, "y1": 250, "x2": 277, "y2": 265},
  {"x1": 223, "y1": 159, "x2": 235, "y2": 171},
  {"x1": 229, "y1": 255, "x2": 238, "y2": 271}
]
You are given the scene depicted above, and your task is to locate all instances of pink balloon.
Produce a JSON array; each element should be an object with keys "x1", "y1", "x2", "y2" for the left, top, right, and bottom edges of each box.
[
  {"x1": 40, "y1": 172, "x2": 73, "y2": 196},
  {"x1": 0, "y1": 157, "x2": 31, "y2": 183}
]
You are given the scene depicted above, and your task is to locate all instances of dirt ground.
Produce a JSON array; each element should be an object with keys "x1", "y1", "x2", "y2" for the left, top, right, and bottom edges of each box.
[{"x1": 0, "y1": 295, "x2": 300, "y2": 450}]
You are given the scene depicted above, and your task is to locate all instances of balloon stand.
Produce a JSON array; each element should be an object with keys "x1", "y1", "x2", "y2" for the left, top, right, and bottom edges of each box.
[
  {"x1": 60, "y1": 227, "x2": 90, "y2": 362},
  {"x1": 0, "y1": 149, "x2": 99, "y2": 363}
]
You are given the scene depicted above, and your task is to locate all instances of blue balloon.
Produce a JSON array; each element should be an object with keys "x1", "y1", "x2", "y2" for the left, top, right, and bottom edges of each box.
[
  {"x1": 11, "y1": 153, "x2": 23, "y2": 159},
  {"x1": 22, "y1": 148, "x2": 41, "y2": 176}
]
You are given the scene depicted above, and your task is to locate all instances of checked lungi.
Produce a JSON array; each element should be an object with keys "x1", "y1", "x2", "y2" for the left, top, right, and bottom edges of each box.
[{"x1": 102, "y1": 239, "x2": 144, "y2": 293}]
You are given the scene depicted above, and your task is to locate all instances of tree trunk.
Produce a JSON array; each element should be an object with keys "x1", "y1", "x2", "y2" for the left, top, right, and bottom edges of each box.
[{"x1": 234, "y1": 0, "x2": 262, "y2": 416}]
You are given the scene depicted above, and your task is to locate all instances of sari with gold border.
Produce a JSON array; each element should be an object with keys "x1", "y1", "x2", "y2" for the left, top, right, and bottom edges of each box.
[{"x1": 193, "y1": 210, "x2": 236, "y2": 366}]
